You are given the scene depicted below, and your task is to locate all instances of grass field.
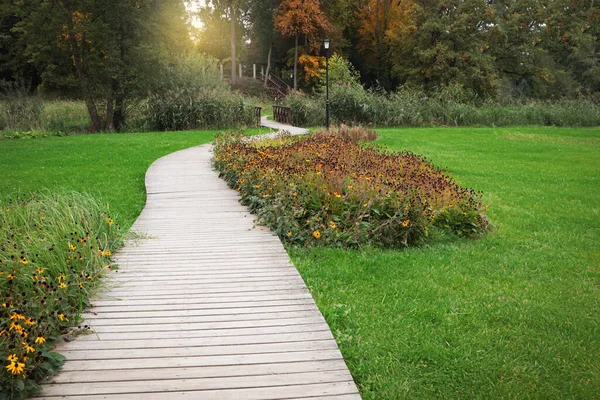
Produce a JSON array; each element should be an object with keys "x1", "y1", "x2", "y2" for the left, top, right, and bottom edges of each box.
[
  {"x1": 0, "y1": 128, "x2": 270, "y2": 225},
  {"x1": 1, "y1": 126, "x2": 598, "y2": 398},
  {"x1": 290, "y1": 126, "x2": 600, "y2": 399}
]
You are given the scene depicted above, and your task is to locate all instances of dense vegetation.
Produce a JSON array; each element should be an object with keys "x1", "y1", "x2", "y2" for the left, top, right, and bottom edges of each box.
[
  {"x1": 285, "y1": 85, "x2": 600, "y2": 128},
  {"x1": 214, "y1": 129, "x2": 489, "y2": 248},
  {"x1": 0, "y1": 192, "x2": 122, "y2": 398},
  {"x1": 2, "y1": 1, "x2": 598, "y2": 135}
]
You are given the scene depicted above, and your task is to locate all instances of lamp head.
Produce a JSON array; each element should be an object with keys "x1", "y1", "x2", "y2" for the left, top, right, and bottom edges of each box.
[{"x1": 324, "y1": 38, "x2": 330, "y2": 50}]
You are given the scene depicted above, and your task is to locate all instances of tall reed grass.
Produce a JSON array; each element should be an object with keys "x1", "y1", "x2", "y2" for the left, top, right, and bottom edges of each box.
[{"x1": 285, "y1": 86, "x2": 600, "y2": 128}]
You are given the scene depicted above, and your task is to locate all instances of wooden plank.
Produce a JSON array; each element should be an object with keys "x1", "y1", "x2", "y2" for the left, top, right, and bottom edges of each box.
[
  {"x1": 40, "y1": 370, "x2": 353, "y2": 396},
  {"x1": 35, "y1": 382, "x2": 359, "y2": 400},
  {"x1": 75, "y1": 323, "x2": 330, "y2": 341},
  {"x1": 47, "y1": 360, "x2": 349, "y2": 384},
  {"x1": 89, "y1": 316, "x2": 328, "y2": 334},
  {"x1": 58, "y1": 349, "x2": 345, "y2": 371},
  {"x1": 89, "y1": 298, "x2": 315, "y2": 312},
  {"x1": 82, "y1": 304, "x2": 319, "y2": 320},
  {"x1": 59, "y1": 340, "x2": 338, "y2": 361},
  {"x1": 61, "y1": 331, "x2": 334, "y2": 350}
]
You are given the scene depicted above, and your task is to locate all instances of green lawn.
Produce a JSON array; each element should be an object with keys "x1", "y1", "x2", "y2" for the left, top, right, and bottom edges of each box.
[
  {"x1": 289, "y1": 126, "x2": 600, "y2": 399},
  {"x1": 0, "y1": 128, "x2": 269, "y2": 225},
  {"x1": 1, "y1": 126, "x2": 598, "y2": 398}
]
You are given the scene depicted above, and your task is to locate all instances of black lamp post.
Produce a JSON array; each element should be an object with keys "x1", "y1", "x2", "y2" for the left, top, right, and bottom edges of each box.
[{"x1": 324, "y1": 37, "x2": 330, "y2": 130}]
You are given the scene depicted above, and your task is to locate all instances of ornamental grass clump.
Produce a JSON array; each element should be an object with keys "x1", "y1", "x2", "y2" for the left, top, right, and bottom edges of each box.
[
  {"x1": 0, "y1": 192, "x2": 122, "y2": 398},
  {"x1": 214, "y1": 130, "x2": 489, "y2": 248}
]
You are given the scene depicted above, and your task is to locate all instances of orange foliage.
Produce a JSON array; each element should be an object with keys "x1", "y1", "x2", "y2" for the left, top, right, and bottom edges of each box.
[
  {"x1": 275, "y1": 0, "x2": 331, "y2": 41},
  {"x1": 357, "y1": 0, "x2": 418, "y2": 57},
  {"x1": 299, "y1": 54, "x2": 325, "y2": 80}
]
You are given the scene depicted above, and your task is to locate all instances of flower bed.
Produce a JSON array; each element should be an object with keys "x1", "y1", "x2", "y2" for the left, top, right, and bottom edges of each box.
[
  {"x1": 213, "y1": 130, "x2": 489, "y2": 248},
  {"x1": 0, "y1": 192, "x2": 121, "y2": 397}
]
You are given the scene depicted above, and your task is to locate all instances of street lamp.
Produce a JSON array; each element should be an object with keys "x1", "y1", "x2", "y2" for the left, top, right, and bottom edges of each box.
[{"x1": 324, "y1": 38, "x2": 330, "y2": 130}]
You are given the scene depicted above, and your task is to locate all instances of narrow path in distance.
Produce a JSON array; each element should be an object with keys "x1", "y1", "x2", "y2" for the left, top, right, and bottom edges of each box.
[{"x1": 36, "y1": 123, "x2": 360, "y2": 399}]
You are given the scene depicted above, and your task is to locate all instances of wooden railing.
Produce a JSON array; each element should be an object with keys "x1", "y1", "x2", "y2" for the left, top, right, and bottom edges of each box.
[
  {"x1": 273, "y1": 105, "x2": 291, "y2": 125},
  {"x1": 254, "y1": 107, "x2": 262, "y2": 127}
]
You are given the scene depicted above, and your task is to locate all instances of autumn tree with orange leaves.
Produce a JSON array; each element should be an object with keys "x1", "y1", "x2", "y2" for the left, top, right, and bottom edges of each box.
[{"x1": 275, "y1": 0, "x2": 331, "y2": 90}]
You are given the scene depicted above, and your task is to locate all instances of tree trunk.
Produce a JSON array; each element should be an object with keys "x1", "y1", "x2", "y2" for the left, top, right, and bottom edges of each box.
[
  {"x1": 114, "y1": 94, "x2": 125, "y2": 131},
  {"x1": 68, "y1": 33, "x2": 102, "y2": 132},
  {"x1": 106, "y1": 78, "x2": 115, "y2": 132},
  {"x1": 264, "y1": 44, "x2": 272, "y2": 88},
  {"x1": 293, "y1": 33, "x2": 298, "y2": 90},
  {"x1": 230, "y1": 4, "x2": 237, "y2": 83}
]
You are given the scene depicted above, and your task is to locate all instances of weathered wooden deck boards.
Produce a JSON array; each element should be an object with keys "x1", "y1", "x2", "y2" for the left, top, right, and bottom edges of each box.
[{"x1": 37, "y1": 142, "x2": 360, "y2": 399}]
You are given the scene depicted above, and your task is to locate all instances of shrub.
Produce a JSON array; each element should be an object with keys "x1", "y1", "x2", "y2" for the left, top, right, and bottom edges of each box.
[
  {"x1": 0, "y1": 192, "x2": 122, "y2": 398},
  {"x1": 213, "y1": 130, "x2": 489, "y2": 249},
  {"x1": 146, "y1": 88, "x2": 255, "y2": 131},
  {"x1": 0, "y1": 83, "x2": 44, "y2": 132},
  {"x1": 285, "y1": 85, "x2": 600, "y2": 127},
  {"x1": 145, "y1": 54, "x2": 256, "y2": 131}
]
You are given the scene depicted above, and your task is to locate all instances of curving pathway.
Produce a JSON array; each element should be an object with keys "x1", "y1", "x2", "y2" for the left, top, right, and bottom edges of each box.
[{"x1": 36, "y1": 122, "x2": 360, "y2": 399}]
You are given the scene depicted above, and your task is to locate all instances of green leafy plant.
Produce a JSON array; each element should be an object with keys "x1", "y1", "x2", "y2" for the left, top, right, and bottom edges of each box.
[
  {"x1": 0, "y1": 192, "x2": 122, "y2": 398},
  {"x1": 213, "y1": 129, "x2": 489, "y2": 249}
]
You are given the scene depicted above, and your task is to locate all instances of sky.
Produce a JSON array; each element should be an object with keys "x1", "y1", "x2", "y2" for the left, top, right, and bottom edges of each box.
[{"x1": 186, "y1": 1, "x2": 205, "y2": 29}]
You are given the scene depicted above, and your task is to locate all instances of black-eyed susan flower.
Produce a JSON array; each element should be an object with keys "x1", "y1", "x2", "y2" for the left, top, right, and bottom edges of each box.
[
  {"x1": 313, "y1": 230, "x2": 321, "y2": 239},
  {"x1": 35, "y1": 336, "x2": 46, "y2": 345},
  {"x1": 22, "y1": 342, "x2": 35, "y2": 353},
  {"x1": 402, "y1": 219, "x2": 410, "y2": 227},
  {"x1": 329, "y1": 221, "x2": 337, "y2": 229},
  {"x1": 57, "y1": 313, "x2": 68, "y2": 322},
  {"x1": 6, "y1": 361, "x2": 25, "y2": 375}
]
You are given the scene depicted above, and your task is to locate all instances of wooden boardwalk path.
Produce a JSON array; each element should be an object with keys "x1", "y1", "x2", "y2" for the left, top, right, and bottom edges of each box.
[{"x1": 37, "y1": 137, "x2": 360, "y2": 398}]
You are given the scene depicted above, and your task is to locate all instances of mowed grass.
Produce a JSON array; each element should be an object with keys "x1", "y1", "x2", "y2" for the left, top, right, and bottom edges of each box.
[
  {"x1": 289, "y1": 126, "x2": 600, "y2": 399},
  {"x1": 0, "y1": 128, "x2": 270, "y2": 226}
]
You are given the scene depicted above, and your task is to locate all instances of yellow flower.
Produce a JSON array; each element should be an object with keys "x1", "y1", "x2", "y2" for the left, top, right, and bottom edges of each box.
[
  {"x1": 333, "y1": 192, "x2": 342, "y2": 198},
  {"x1": 59, "y1": 282, "x2": 67, "y2": 289},
  {"x1": 402, "y1": 219, "x2": 410, "y2": 227},
  {"x1": 313, "y1": 230, "x2": 321, "y2": 239},
  {"x1": 22, "y1": 342, "x2": 35, "y2": 353},
  {"x1": 19, "y1": 257, "x2": 28, "y2": 265},
  {"x1": 58, "y1": 275, "x2": 66, "y2": 282},
  {"x1": 35, "y1": 336, "x2": 46, "y2": 345},
  {"x1": 10, "y1": 313, "x2": 25, "y2": 321},
  {"x1": 103, "y1": 250, "x2": 112, "y2": 257},
  {"x1": 24, "y1": 318, "x2": 36, "y2": 326},
  {"x1": 7, "y1": 354, "x2": 17, "y2": 363},
  {"x1": 57, "y1": 313, "x2": 69, "y2": 322},
  {"x1": 5, "y1": 362, "x2": 25, "y2": 375},
  {"x1": 329, "y1": 221, "x2": 337, "y2": 229},
  {"x1": 69, "y1": 243, "x2": 77, "y2": 251},
  {"x1": 287, "y1": 231, "x2": 292, "y2": 237},
  {"x1": 7, "y1": 273, "x2": 16, "y2": 280}
]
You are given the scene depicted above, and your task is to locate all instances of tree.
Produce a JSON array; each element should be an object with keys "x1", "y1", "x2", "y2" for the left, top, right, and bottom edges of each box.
[
  {"x1": 207, "y1": 0, "x2": 251, "y2": 83},
  {"x1": 13, "y1": 0, "x2": 191, "y2": 131},
  {"x1": 247, "y1": 0, "x2": 278, "y2": 87},
  {"x1": 275, "y1": 0, "x2": 330, "y2": 90}
]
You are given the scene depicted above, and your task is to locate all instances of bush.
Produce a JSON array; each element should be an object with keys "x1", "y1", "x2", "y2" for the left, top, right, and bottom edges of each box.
[
  {"x1": 0, "y1": 83, "x2": 44, "y2": 132},
  {"x1": 146, "y1": 88, "x2": 255, "y2": 131},
  {"x1": 285, "y1": 85, "x2": 600, "y2": 127},
  {"x1": 145, "y1": 54, "x2": 256, "y2": 130},
  {"x1": 0, "y1": 192, "x2": 122, "y2": 398},
  {"x1": 213, "y1": 130, "x2": 489, "y2": 249}
]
